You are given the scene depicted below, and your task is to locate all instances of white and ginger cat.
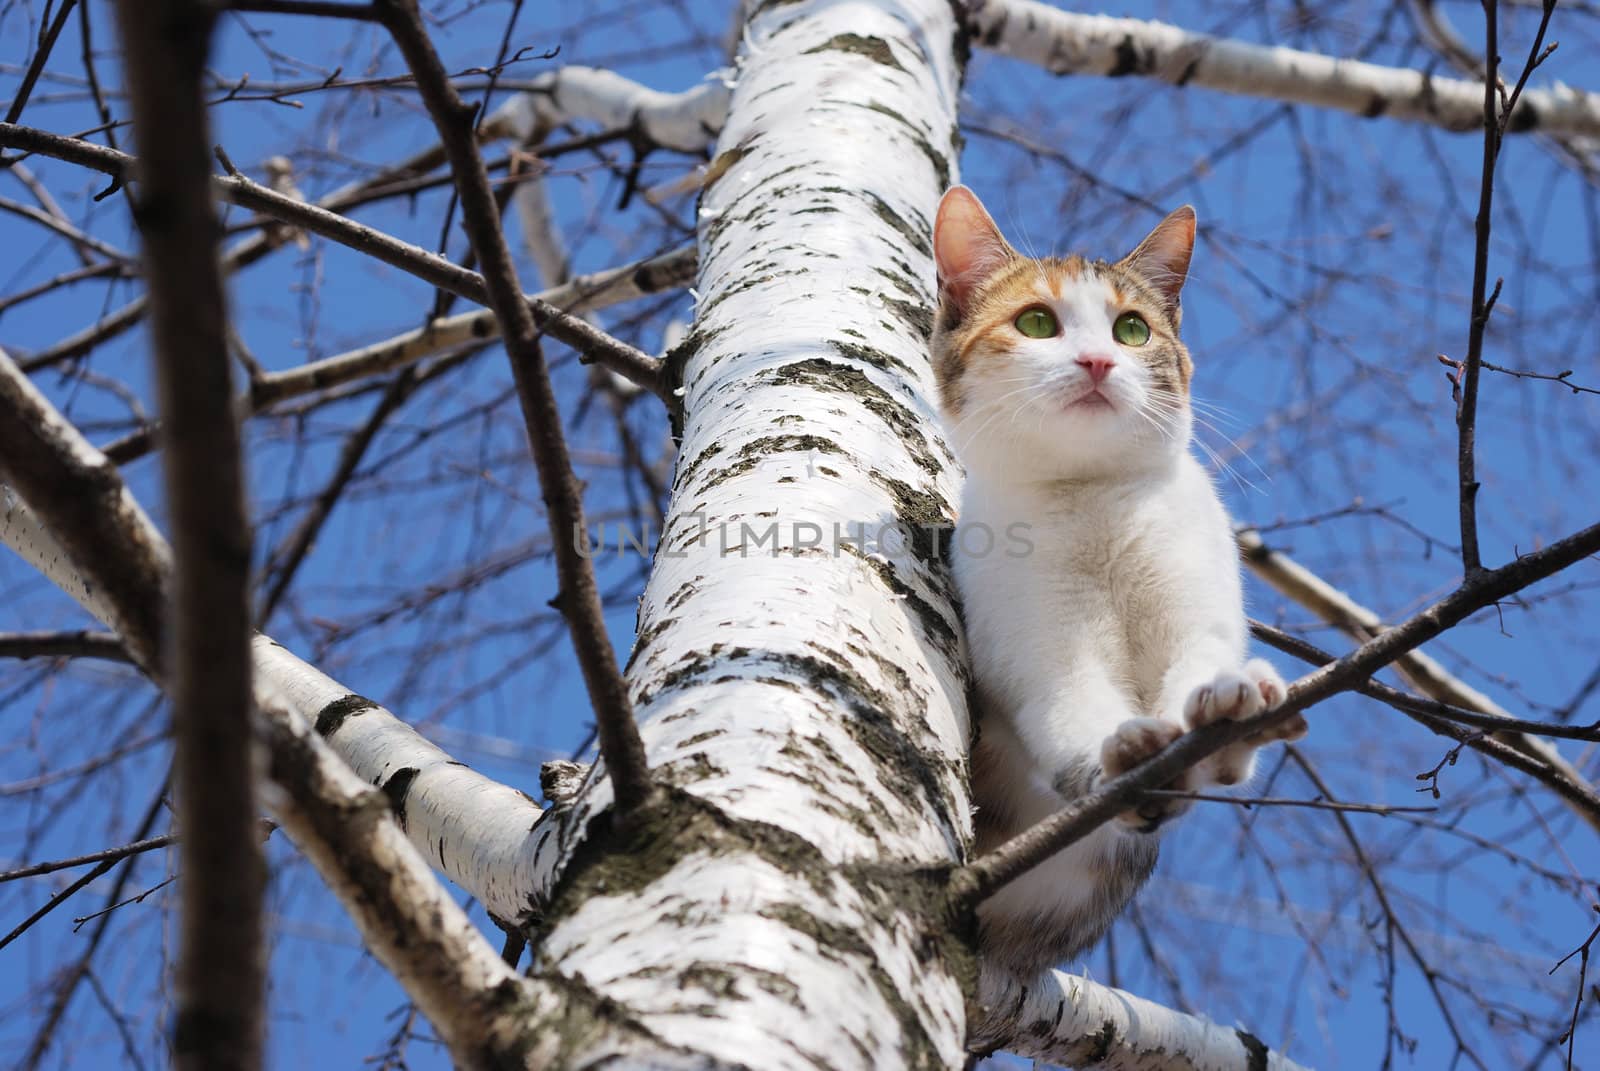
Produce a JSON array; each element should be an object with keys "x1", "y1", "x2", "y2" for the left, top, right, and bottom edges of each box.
[{"x1": 931, "y1": 185, "x2": 1308, "y2": 978}]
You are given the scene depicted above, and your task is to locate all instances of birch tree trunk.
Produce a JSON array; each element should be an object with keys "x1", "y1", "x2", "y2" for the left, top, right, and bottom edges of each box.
[{"x1": 517, "y1": 0, "x2": 977, "y2": 1065}]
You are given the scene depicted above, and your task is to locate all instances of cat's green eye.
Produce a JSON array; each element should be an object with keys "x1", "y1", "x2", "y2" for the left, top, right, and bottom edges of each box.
[
  {"x1": 1014, "y1": 307, "x2": 1059, "y2": 339},
  {"x1": 1113, "y1": 312, "x2": 1151, "y2": 347}
]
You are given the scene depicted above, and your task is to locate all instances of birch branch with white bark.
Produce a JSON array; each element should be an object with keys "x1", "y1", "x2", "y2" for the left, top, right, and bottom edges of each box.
[
  {"x1": 485, "y1": 66, "x2": 731, "y2": 154},
  {"x1": 0, "y1": 353, "x2": 570, "y2": 1067},
  {"x1": 967, "y1": 0, "x2": 1600, "y2": 139},
  {"x1": 971, "y1": 963, "x2": 1312, "y2": 1071}
]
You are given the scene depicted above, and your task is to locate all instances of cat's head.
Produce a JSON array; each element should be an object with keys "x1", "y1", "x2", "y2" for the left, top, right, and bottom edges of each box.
[{"x1": 931, "y1": 185, "x2": 1197, "y2": 483}]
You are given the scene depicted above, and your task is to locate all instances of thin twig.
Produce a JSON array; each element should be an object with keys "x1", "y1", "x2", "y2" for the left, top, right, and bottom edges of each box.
[
  {"x1": 0, "y1": 122, "x2": 667, "y2": 398},
  {"x1": 4, "y1": 0, "x2": 79, "y2": 125},
  {"x1": 1249, "y1": 620, "x2": 1600, "y2": 742},
  {"x1": 256, "y1": 370, "x2": 418, "y2": 624},
  {"x1": 1551, "y1": 904, "x2": 1600, "y2": 1071},
  {"x1": 0, "y1": 834, "x2": 182, "y2": 885},
  {"x1": 1453, "y1": 0, "x2": 1502, "y2": 576},
  {"x1": 1249, "y1": 620, "x2": 1600, "y2": 826},
  {"x1": 1237, "y1": 527, "x2": 1600, "y2": 826},
  {"x1": 24, "y1": 785, "x2": 167, "y2": 1070},
  {"x1": 375, "y1": 0, "x2": 657, "y2": 819},
  {"x1": 1139, "y1": 789, "x2": 1438, "y2": 815}
]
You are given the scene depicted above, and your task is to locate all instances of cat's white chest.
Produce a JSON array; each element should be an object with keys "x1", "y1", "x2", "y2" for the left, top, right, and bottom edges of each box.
[{"x1": 953, "y1": 457, "x2": 1241, "y2": 717}]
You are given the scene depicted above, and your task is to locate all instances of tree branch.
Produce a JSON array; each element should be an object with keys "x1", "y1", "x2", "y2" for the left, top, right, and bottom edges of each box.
[
  {"x1": 4, "y1": 0, "x2": 78, "y2": 126},
  {"x1": 0, "y1": 629, "x2": 130, "y2": 662},
  {"x1": 375, "y1": 0, "x2": 656, "y2": 820},
  {"x1": 970, "y1": 962, "x2": 1312, "y2": 1070},
  {"x1": 109, "y1": 3, "x2": 264, "y2": 1065},
  {"x1": 0, "y1": 349, "x2": 169, "y2": 673},
  {"x1": 1238, "y1": 527, "x2": 1600, "y2": 830},
  {"x1": 967, "y1": 0, "x2": 1600, "y2": 137},
  {"x1": 0, "y1": 355, "x2": 563, "y2": 1067},
  {"x1": 1249, "y1": 620, "x2": 1600, "y2": 829},
  {"x1": 953, "y1": 518, "x2": 1600, "y2": 904},
  {"x1": 0, "y1": 124, "x2": 668, "y2": 400},
  {"x1": 98, "y1": 244, "x2": 692, "y2": 465}
]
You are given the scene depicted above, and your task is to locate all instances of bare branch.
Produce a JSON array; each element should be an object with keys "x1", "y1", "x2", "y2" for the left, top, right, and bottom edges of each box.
[
  {"x1": 968, "y1": 0, "x2": 1600, "y2": 137},
  {"x1": 0, "y1": 629, "x2": 130, "y2": 662},
  {"x1": 970, "y1": 961, "x2": 1312, "y2": 1069},
  {"x1": 1140, "y1": 789, "x2": 1439, "y2": 816},
  {"x1": 375, "y1": 0, "x2": 656, "y2": 820},
  {"x1": 1238, "y1": 528, "x2": 1600, "y2": 826},
  {"x1": 110, "y1": 1, "x2": 264, "y2": 1066},
  {"x1": 97, "y1": 244, "x2": 690, "y2": 465},
  {"x1": 3, "y1": 0, "x2": 79, "y2": 126},
  {"x1": 0, "y1": 122, "x2": 667, "y2": 397},
  {"x1": 0, "y1": 332, "x2": 563, "y2": 1068}
]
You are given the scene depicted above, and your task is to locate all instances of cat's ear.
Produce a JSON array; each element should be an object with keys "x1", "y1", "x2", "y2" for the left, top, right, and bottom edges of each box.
[
  {"x1": 1118, "y1": 205, "x2": 1195, "y2": 313},
  {"x1": 934, "y1": 185, "x2": 1015, "y2": 317}
]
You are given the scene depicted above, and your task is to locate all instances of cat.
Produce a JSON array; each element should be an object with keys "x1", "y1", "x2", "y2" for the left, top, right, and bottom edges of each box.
[{"x1": 930, "y1": 185, "x2": 1308, "y2": 978}]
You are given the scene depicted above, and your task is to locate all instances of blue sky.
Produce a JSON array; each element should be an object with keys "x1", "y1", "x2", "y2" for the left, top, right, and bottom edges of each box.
[{"x1": 1, "y1": 1, "x2": 1597, "y2": 1067}]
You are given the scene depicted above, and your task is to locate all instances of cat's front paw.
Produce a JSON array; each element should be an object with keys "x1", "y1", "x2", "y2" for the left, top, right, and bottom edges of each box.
[
  {"x1": 1185, "y1": 661, "x2": 1306, "y2": 786},
  {"x1": 1242, "y1": 658, "x2": 1307, "y2": 743},
  {"x1": 1100, "y1": 717, "x2": 1187, "y2": 832},
  {"x1": 1183, "y1": 669, "x2": 1264, "y2": 729}
]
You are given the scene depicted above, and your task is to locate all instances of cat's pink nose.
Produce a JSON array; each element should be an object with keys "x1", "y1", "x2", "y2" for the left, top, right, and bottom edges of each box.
[{"x1": 1076, "y1": 353, "x2": 1116, "y2": 383}]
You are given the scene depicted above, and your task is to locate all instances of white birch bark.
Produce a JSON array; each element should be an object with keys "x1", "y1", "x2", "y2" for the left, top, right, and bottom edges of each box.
[
  {"x1": 487, "y1": 66, "x2": 731, "y2": 153},
  {"x1": 512, "y1": 1, "x2": 977, "y2": 1066},
  {"x1": 971, "y1": 964, "x2": 1312, "y2": 1071},
  {"x1": 968, "y1": 0, "x2": 1600, "y2": 139}
]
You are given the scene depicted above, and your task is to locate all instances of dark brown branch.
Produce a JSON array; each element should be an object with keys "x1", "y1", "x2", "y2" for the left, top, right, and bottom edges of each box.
[
  {"x1": 0, "y1": 192, "x2": 131, "y2": 261},
  {"x1": 1454, "y1": 0, "x2": 1558, "y2": 575},
  {"x1": 1139, "y1": 789, "x2": 1438, "y2": 816},
  {"x1": 1552, "y1": 906, "x2": 1600, "y2": 1071},
  {"x1": 0, "y1": 629, "x2": 130, "y2": 662},
  {"x1": 1453, "y1": 0, "x2": 1500, "y2": 576},
  {"x1": 1249, "y1": 619, "x2": 1600, "y2": 826},
  {"x1": 6, "y1": 128, "x2": 451, "y2": 368},
  {"x1": 4, "y1": 0, "x2": 79, "y2": 125},
  {"x1": 0, "y1": 122, "x2": 667, "y2": 398},
  {"x1": 227, "y1": 0, "x2": 380, "y2": 16},
  {"x1": 0, "y1": 858, "x2": 118, "y2": 953},
  {"x1": 0, "y1": 258, "x2": 130, "y2": 317},
  {"x1": 110, "y1": 3, "x2": 263, "y2": 1069},
  {"x1": 375, "y1": 0, "x2": 656, "y2": 819},
  {"x1": 1249, "y1": 620, "x2": 1600, "y2": 742},
  {"x1": 952, "y1": 518, "x2": 1600, "y2": 905}
]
